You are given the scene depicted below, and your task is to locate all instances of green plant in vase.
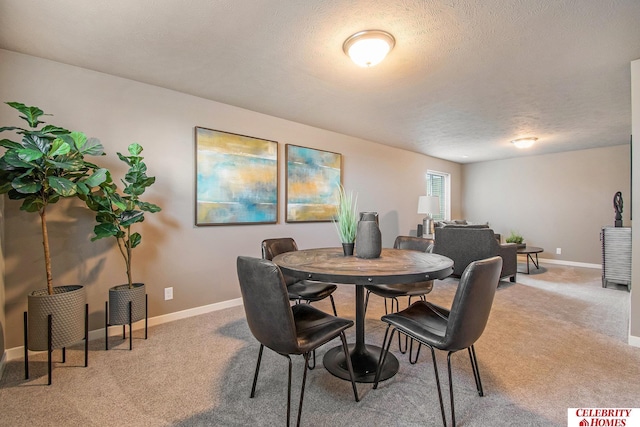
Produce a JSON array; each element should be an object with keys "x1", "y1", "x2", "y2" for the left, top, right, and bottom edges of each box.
[
  {"x1": 85, "y1": 143, "x2": 161, "y2": 288},
  {"x1": 0, "y1": 102, "x2": 107, "y2": 295},
  {"x1": 0, "y1": 102, "x2": 107, "y2": 367},
  {"x1": 85, "y1": 143, "x2": 161, "y2": 339},
  {"x1": 506, "y1": 230, "x2": 524, "y2": 245},
  {"x1": 333, "y1": 184, "x2": 358, "y2": 255}
]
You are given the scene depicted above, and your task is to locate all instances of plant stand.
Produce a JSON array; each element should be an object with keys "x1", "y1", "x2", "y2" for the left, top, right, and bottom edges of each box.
[
  {"x1": 23, "y1": 304, "x2": 88, "y2": 385},
  {"x1": 105, "y1": 293, "x2": 148, "y2": 351}
]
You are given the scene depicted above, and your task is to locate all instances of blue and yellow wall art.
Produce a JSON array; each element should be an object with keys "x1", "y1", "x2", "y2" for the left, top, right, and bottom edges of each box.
[
  {"x1": 196, "y1": 127, "x2": 278, "y2": 225},
  {"x1": 285, "y1": 144, "x2": 342, "y2": 222}
]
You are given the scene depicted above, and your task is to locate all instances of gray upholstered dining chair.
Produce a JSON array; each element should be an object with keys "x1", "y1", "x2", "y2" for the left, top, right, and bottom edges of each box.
[
  {"x1": 364, "y1": 235, "x2": 434, "y2": 358},
  {"x1": 373, "y1": 256, "x2": 502, "y2": 427},
  {"x1": 262, "y1": 237, "x2": 338, "y2": 316},
  {"x1": 237, "y1": 256, "x2": 359, "y2": 427}
]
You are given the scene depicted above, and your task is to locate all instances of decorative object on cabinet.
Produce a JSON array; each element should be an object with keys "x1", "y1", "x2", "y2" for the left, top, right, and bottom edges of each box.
[
  {"x1": 195, "y1": 127, "x2": 278, "y2": 225},
  {"x1": 601, "y1": 226, "x2": 631, "y2": 291},
  {"x1": 613, "y1": 191, "x2": 623, "y2": 227},
  {"x1": 285, "y1": 144, "x2": 342, "y2": 222}
]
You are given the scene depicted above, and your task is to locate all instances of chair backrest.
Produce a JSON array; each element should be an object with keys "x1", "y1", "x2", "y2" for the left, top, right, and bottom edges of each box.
[
  {"x1": 261, "y1": 238, "x2": 299, "y2": 260},
  {"x1": 394, "y1": 235, "x2": 433, "y2": 252},
  {"x1": 261, "y1": 238, "x2": 299, "y2": 286},
  {"x1": 443, "y1": 256, "x2": 502, "y2": 351},
  {"x1": 433, "y1": 228, "x2": 499, "y2": 275},
  {"x1": 236, "y1": 256, "x2": 300, "y2": 354}
]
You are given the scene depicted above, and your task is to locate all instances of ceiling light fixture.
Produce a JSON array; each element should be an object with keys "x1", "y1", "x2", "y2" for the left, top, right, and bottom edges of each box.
[
  {"x1": 343, "y1": 30, "x2": 395, "y2": 67},
  {"x1": 511, "y1": 137, "x2": 538, "y2": 148}
]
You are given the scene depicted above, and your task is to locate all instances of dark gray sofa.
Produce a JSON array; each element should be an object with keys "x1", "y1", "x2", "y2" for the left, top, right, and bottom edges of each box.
[{"x1": 432, "y1": 227, "x2": 517, "y2": 282}]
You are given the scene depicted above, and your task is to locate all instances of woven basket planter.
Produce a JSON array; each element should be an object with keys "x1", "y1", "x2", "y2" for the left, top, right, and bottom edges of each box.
[
  {"x1": 108, "y1": 283, "x2": 146, "y2": 325},
  {"x1": 27, "y1": 285, "x2": 87, "y2": 351}
]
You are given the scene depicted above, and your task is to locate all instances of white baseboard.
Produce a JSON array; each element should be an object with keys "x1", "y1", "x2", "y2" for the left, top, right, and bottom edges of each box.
[
  {"x1": 3, "y1": 297, "x2": 243, "y2": 363},
  {"x1": 629, "y1": 334, "x2": 640, "y2": 348},
  {"x1": 537, "y1": 257, "x2": 601, "y2": 269}
]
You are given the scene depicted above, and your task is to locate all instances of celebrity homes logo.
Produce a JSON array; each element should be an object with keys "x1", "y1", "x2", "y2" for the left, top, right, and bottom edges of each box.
[{"x1": 568, "y1": 408, "x2": 639, "y2": 426}]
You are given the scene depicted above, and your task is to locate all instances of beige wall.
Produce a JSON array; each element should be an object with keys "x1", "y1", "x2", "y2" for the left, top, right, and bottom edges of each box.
[
  {"x1": 631, "y1": 58, "x2": 640, "y2": 341},
  {"x1": 0, "y1": 49, "x2": 461, "y2": 349},
  {"x1": 462, "y1": 145, "x2": 630, "y2": 265}
]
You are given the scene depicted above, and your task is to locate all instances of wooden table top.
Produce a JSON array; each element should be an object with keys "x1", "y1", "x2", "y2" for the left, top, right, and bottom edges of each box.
[
  {"x1": 516, "y1": 246, "x2": 543, "y2": 254},
  {"x1": 273, "y1": 247, "x2": 453, "y2": 286}
]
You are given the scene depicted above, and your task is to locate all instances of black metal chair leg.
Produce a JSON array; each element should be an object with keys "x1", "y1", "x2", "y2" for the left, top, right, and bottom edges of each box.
[
  {"x1": 373, "y1": 325, "x2": 395, "y2": 389},
  {"x1": 286, "y1": 355, "x2": 292, "y2": 427},
  {"x1": 329, "y1": 295, "x2": 337, "y2": 316},
  {"x1": 339, "y1": 332, "x2": 359, "y2": 402},
  {"x1": 447, "y1": 352, "x2": 456, "y2": 427},
  {"x1": 404, "y1": 295, "x2": 426, "y2": 360},
  {"x1": 430, "y1": 346, "x2": 447, "y2": 427},
  {"x1": 62, "y1": 347, "x2": 66, "y2": 363},
  {"x1": 364, "y1": 290, "x2": 371, "y2": 314},
  {"x1": 250, "y1": 344, "x2": 264, "y2": 398},
  {"x1": 447, "y1": 351, "x2": 456, "y2": 427},
  {"x1": 468, "y1": 345, "x2": 483, "y2": 396},
  {"x1": 398, "y1": 333, "x2": 408, "y2": 354},
  {"x1": 308, "y1": 350, "x2": 316, "y2": 370},
  {"x1": 296, "y1": 354, "x2": 310, "y2": 427},
  {"x1": 409, "y1": 338, "x2": 422, "y2": 364}
]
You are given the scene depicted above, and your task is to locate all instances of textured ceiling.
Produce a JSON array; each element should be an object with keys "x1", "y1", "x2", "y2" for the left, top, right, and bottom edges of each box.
[{"x1": 1, "y1": 0, "x2": 639, "y2": 163}]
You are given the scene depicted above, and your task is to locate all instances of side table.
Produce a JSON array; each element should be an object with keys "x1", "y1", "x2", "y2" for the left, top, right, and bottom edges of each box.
[{"x1": 517, "y1": 246, "x2": 543, "y2": 274}]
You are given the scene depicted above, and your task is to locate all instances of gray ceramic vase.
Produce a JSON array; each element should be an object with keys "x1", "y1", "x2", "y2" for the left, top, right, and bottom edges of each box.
[
  {"x1": 27, "y1": 285, "x2": 86, "y2": 351},
  {"x1": 356, "y1": 212, "x2": 382, "y2": 259}
]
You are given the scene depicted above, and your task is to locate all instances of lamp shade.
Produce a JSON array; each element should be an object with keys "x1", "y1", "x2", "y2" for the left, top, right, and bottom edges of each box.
[{"x1": 417, "y1": 196, "x2": 440, "y2": 215}]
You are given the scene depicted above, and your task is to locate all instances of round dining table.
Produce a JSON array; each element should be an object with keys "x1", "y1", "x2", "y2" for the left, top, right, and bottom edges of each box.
[{"x1": 272, "y1": 247, "x2": 454, "y2": 383}]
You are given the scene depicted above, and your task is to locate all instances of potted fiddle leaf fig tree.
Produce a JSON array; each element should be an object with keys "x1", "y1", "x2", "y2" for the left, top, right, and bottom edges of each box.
[
  {"x1": 0, "y1": 102, "x2": 107, "y2": 376},
  {"x1": 84, "y1": 143, "x2": 160, "y2": 349},
  {"x1": 333, "y1": 184, "x2": 358, "y2": 256}
]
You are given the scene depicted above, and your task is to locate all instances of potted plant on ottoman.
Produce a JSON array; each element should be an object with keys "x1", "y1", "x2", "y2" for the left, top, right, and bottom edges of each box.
[
  {"x1": 0, "y1": 102, "x2": 107, "y2": 384},
  {"x1": 333, "y1": 184, "x2": 358, "y2": 255},
  {"x1": 85, "y1": 143, "x2": 161, "y2": 350}
]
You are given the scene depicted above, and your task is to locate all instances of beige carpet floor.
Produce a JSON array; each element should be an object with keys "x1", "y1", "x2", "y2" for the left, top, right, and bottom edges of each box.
[{"x1": 0, "y1": 263, "x2": 638, "y2": 426}]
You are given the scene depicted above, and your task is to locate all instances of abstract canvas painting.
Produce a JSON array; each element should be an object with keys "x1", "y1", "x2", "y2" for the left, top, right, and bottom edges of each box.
[
  {"x1": 195, "y1": 127, "x2": 278, "y2": 225},
  {"x1": 285, "y1": 144, "x2": 342, "y2": 222}
]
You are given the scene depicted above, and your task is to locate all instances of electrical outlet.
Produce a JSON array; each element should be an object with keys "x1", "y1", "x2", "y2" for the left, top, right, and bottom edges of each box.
[
  {"x1": 164, "y1": 287, "x2": 173, "y2": 300},
  {"x1": 556, "y1": 248, "x2": 562, "y2": 255}
]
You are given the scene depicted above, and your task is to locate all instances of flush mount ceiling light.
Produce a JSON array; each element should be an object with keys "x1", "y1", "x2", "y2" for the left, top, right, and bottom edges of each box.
[
  {"x1": 511, "y1": 137, "x2": 538, "y2": 148},
  {"x1": 343, "y1": 30, "x2": 395, "y2": 67}
]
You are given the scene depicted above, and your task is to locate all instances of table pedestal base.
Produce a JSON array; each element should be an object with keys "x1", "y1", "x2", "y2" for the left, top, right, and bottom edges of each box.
[{"x1": 323, "y1": 343, "x2": 399, "y2": 383}]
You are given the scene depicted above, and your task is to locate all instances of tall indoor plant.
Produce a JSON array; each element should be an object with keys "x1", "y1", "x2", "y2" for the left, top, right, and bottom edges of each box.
[
  {"x1": 333, "y1": 184, "x2": 358, "y2": 255},
  {"x1": 0, "y1": 101, "x2": 107, "y2": 365},
  {"x1": 85, "y1": 143, "x2": 160, "y2": 344}
]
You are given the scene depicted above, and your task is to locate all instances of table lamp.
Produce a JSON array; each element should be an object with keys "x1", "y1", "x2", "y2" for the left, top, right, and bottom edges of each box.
[{"x1": 417, "y1": 195, "x2": 440, "y2": 236}]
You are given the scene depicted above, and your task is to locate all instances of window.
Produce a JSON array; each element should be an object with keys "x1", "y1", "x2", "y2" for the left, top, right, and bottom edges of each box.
[{"x1": 426, "y1": 170, "x2": 450, "y2": 221}]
